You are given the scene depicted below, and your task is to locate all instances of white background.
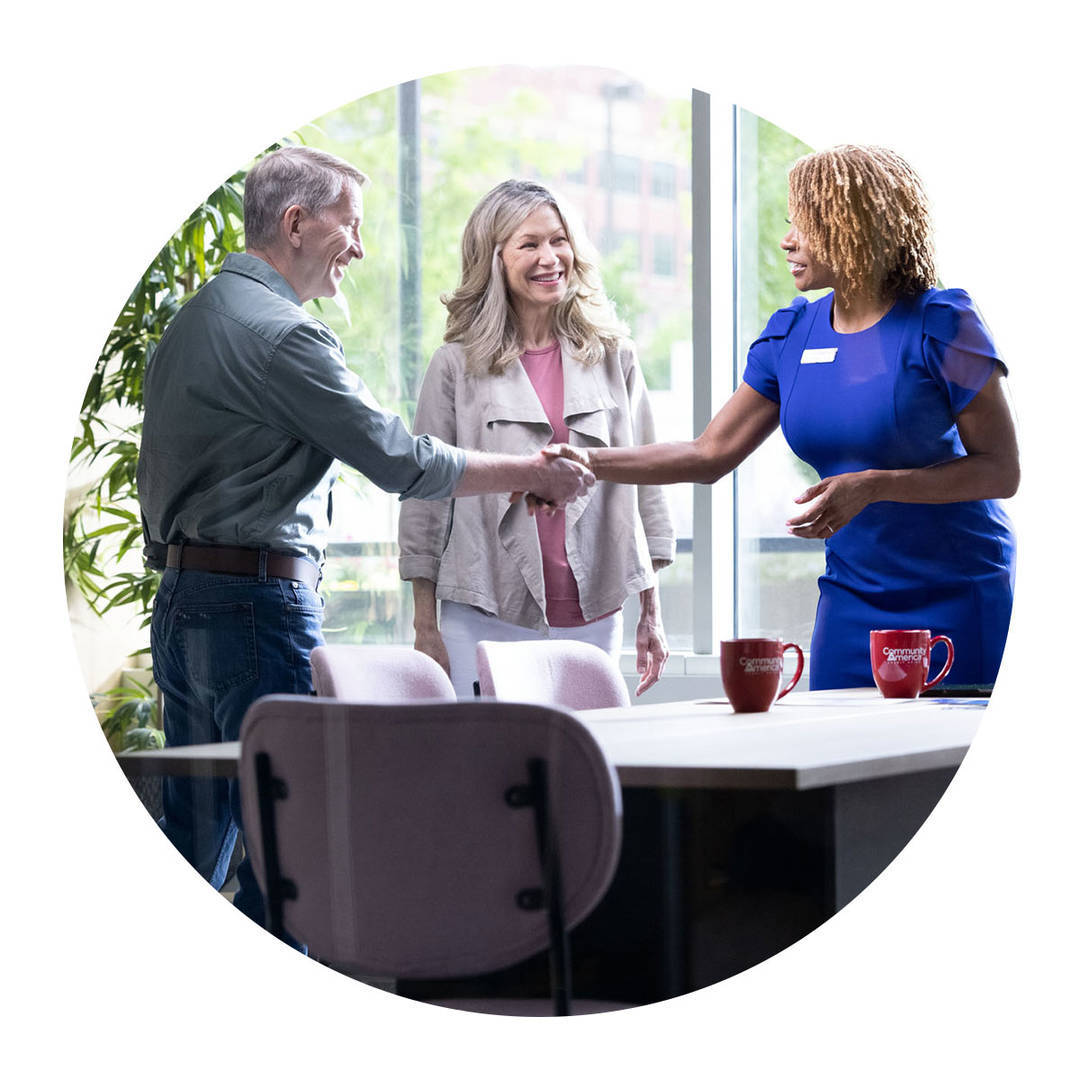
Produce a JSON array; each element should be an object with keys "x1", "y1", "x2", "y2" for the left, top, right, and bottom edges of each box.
[{"x1": 3, "y1": 1, "x2": 1076, "y2": 1075}]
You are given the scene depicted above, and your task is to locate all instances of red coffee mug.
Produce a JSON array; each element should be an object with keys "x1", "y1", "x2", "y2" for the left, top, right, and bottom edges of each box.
[
  {"x1": 720, "y1": 638, "x2": 805, "y2": 713},
  {"x1": 869, "y1": 629, "x2": 955, "y2": 699}
]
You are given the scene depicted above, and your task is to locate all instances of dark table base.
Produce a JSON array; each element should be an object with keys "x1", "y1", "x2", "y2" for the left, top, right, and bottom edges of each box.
[{"x1": 399, "y1": 768, "x2": 958, "y2": 1007}]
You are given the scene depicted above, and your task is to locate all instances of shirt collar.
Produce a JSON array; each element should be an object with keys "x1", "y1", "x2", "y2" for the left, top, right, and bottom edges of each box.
[{"x1": 221, "y1": 251, "x2": 303, "y2": 307}]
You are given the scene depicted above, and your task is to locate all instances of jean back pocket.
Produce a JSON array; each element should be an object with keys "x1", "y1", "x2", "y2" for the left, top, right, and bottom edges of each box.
[{"x1": 174, "y1": 603, "x2": 258, "y2": 695}]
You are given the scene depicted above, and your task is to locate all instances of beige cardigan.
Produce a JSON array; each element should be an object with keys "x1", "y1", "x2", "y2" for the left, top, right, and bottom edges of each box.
[{"x1": 398, "y1": 338, "x2": 675, "y2": 631}]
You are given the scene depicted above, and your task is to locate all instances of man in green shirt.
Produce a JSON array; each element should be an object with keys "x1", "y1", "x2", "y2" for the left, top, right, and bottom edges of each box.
[{"x1": 138, "y1": 146, "x2": 592, "y2": 932}]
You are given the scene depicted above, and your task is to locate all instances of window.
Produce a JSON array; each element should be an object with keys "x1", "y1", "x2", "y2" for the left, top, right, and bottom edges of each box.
[
  {"x1": 733, "y1": 107, "x2": 827, "y2": 650},
  {"x1": 566, "y1": 158, "x2": 588, "y2": 185},
  {"x1": 652, "y1": 234, "x2": 675, "y2": 276},
  {"x1": 607, "y1": 229, "x2": 641, "y2": 268},
  {"x1": 652, "y1": 161, "x2": 677, "y2": 199},
  {"x1": 80, "y1": 69, "x2": 824, "y2": 679},
  {"x1": 299, "y1": 67, "x2": 696, "y2": 652},
  {"x1": 298, "y1": 82, "x2": 823, "y2": 663},
  {"x1": 611, "y1": 153, "x2": 641, "y2": 195}
]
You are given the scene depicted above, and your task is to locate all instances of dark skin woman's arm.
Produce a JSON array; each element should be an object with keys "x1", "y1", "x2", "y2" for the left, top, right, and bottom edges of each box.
[
  {"x1": 563, "y1": 382, "x2": 782, "y2": 484},
  {"x1": 785, "y1": 369, "x2": 1019, "y2": 538},
  {"x1": 542, "y1": 371, "x2": 1018, "y2": 538}
]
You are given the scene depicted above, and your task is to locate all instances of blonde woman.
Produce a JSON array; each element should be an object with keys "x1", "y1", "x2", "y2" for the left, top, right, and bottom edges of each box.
[
  {"x1": 545, "y1": 145, "x2": 1019, "y2": 691},
  {"x1": 398, "y1": 179, "x2": 675, "y2": 697}
]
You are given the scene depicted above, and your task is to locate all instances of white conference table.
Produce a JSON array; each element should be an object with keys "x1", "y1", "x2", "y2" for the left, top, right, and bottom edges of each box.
[
  {"x1": 577, "y1": 686, "x2": 982, "y2": 789},
  {"x1": 115, "y1": 687, "x2": 983, "y2": 788},
  {"x1": 115, "y1": 687, "x2": 985, "y2": 1002}
]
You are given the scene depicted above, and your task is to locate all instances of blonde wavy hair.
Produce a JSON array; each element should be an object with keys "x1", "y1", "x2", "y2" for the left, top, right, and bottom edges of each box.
[
  {"x1": 442, "y1": 179, "x2": 628, "y2": 375},
  {"x1": 788, "y1": 145, "x2": 937, "y2": 301}
]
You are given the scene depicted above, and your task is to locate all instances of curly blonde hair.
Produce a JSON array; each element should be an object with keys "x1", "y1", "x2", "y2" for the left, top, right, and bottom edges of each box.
[
  {"x1": 788, "y1": 145, "x2": 936, "y2": 301},
  {"x1": 442, "y1": 179, "x2": 628, "y2": 375}
]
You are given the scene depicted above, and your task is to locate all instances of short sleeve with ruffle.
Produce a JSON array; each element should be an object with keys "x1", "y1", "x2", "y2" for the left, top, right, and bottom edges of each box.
[
  {"x1": 922, "y1": 288, "x2": 1006, "y2": 416},
  {"x1": 742, "y1": 298, "x2": 808, "y2": 403}
]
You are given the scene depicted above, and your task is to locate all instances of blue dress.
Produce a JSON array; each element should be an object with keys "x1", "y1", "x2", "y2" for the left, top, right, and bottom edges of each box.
[{"x1": 743, "y1": 288, "x2": 1016, "y2": 690}]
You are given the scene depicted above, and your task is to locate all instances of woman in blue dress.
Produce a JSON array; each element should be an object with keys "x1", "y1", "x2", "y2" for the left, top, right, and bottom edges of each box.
[{"x1": 540, "y1": 145, "x2": 1019, "y2": 689}]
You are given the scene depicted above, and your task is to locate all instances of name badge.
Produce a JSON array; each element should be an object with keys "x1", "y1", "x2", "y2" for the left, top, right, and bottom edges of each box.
[{"x1": 800, "y1": 348, "x2": 837, "y2": 365}]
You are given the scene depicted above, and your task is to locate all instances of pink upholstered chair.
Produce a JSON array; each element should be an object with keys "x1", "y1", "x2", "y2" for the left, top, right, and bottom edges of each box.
[
  {"x1": 476, "y1": 639, "x2": 631, "y2": 710},
  {"x1": 238, "y1": 695, "x2": 627, "y2": 1015},
  {"x1": 310, "y1": 644, "x2": 455, "y2": 702}
]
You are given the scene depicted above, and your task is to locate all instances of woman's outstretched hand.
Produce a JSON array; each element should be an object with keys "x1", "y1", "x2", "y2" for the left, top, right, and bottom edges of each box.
[
  {"x1": 786, "y1": 471, "x2": 877, "y2": 539},
  {"x1": 510, "y1": 444, "x2": 595, "y2": 516},
  {"x1": 540, "y1": 443, "x2": 593, "y2": 468}
]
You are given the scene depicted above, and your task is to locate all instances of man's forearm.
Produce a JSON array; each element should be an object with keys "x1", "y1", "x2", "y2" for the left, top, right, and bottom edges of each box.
[
  {"x1": 451, "y1": 450, "x2": 593, "y2": 506},
  {"x1": 452, "y1": 451, "x2": 546, "y2": 497}
]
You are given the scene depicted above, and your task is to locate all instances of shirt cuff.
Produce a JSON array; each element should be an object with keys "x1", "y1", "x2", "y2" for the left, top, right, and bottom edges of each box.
[
  {"x1": 399, "y1": 554, "x2": 442, "y2": 581},
  {"x1": 647, "y1": 535, "x2": 677, "y2": 566},
  {"x1": 397, "y1": 439, "x2": 467, "y2": 501}
]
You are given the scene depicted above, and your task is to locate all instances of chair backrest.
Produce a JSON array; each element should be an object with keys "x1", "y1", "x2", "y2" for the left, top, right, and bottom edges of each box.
[
  {"x1": 310, "y1": 644, "x2": 455, "y2": 701},
  {"x1": 476, "y1": 639, "x2": 631, "y2": 710},
  {"x1": 238, "y1": 696, "x2": 622, "y2": 980}
]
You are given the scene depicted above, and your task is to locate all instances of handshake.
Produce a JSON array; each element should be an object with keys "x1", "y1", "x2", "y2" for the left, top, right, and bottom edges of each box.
[{"x1": 510, "y1": 444, "x2": 595, "y2": 517}]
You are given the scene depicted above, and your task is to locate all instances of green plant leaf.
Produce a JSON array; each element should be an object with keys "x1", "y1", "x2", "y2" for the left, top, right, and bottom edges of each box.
[{"x1": 122, "y1": 727, "x2": 166, "y2": 751}]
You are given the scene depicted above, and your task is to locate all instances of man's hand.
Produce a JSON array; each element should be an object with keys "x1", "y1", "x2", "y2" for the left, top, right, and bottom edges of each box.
[
  {"x1": 509, "y1": 445, "x2": 595, "y2": 515},
  {"x1": 454, "y1": 447, "x2": 593, "y2": 506},
  {"x1": 512, "y1": 450, "x2": 594, "y2": 511}
]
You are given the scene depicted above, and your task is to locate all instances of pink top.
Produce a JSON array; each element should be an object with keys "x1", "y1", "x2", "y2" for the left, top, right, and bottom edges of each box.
[{"x1": 519, "y1": 342, "x2": 586, "y2": 627}]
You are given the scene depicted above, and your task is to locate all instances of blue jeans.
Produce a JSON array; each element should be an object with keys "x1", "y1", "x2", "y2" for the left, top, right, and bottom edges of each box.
[{"x1": 150, "y1": 566, "x2": 324, "y2": 933}]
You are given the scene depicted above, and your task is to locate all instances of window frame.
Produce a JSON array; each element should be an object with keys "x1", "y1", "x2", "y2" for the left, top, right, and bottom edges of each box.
[{"x1": 321, "y1": 83, "x2": 786, "y2": 662}]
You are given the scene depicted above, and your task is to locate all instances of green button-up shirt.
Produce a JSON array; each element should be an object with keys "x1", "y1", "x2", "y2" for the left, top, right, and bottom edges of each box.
[{"x1": 136, "y1": 252, "x2": 466, "y2": 568}]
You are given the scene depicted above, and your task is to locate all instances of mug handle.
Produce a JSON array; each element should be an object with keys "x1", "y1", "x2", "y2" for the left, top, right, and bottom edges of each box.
[
  {"x1": 776, "y1": 642, "x2": 805, "y2": 700},
  {"x1": 923, "y1": 634, "x2": 955, "y2": 690}
]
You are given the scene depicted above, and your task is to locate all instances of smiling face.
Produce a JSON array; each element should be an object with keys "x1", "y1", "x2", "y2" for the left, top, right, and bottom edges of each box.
[
  {"x1": 780, "y1": 220, "x2": 837, "y2": 294},
  {"x1": 499, "y1": 204, "x2": 574, "y2": 322},
  {"x1": 293, "y1": 181, "x2": 365, "y2": 302}
]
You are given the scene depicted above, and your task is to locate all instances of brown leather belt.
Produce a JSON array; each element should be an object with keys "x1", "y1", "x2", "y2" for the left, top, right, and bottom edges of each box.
[{"x1": 166, "y1": 544, "x2": 321, "y2": 589}]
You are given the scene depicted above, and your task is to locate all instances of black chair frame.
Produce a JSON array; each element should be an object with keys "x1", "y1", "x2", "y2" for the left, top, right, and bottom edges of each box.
[{"x1": 253, "y1": 749, "x2": 574, "y2": 1015}]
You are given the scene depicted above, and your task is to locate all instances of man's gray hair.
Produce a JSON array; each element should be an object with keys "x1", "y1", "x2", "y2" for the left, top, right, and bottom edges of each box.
[{"x1": 243, "y1": 146, "x2": 370, "y2": 250}]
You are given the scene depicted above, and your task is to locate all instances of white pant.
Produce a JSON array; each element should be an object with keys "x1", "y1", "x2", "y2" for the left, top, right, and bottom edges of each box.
[{"x1": 439, "y1": 600, "x2": 624, "y2": 699}]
